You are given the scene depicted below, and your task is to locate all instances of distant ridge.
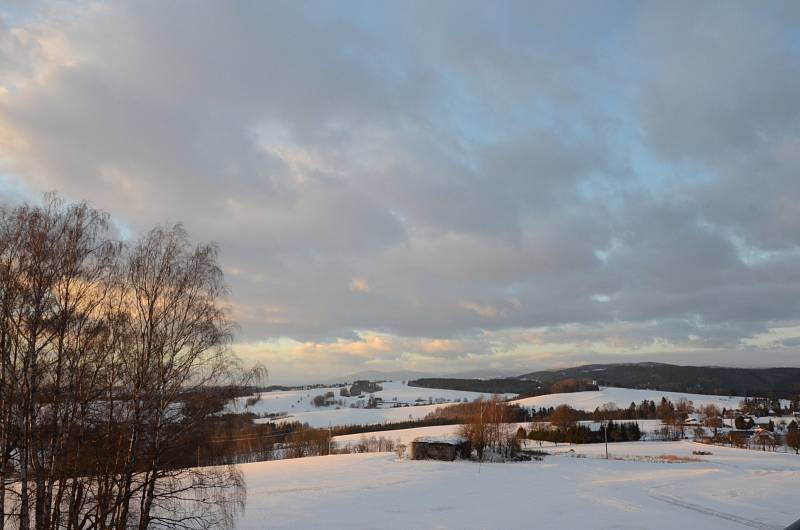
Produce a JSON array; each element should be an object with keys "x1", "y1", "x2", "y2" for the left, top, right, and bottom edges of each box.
[
  {"x1": 518, "y1": 362, "x2": 800, "y2": 397},
  {"x1": 322, "y1": 369, "x2": 430, "y2": 384},
  {"x1": 320, "y1": 367, "x2": 519, "y2": 386},
  {"x1": 410, "y1": 362, "x2": 800, "y2": 398}
]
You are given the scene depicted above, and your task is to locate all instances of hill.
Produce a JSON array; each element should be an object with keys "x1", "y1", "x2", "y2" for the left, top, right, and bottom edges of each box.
[
  {"x1": 411, "y1": 363, "x2": 800, "y2": 398},
  {"x1": 509, "y1": 387, "x2": 744, "y2": 412},
  {"x1": 407, "y1": 377, "x2": 547, "y2": 395},
  {"x1": 517, "y1": 363, "x2": 800, "y2": 397}
]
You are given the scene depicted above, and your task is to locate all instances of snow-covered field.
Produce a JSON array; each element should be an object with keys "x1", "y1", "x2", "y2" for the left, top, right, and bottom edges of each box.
[
  {"x1": 236, "y1": 440, "x2": 800, "y2": 529},
  {"x1": 512, "y1": 387, "x2": 744, "y2": 412},
  {"x1": 234, "y1": 382, "x2": 758, "y2": 430},
  {"x1": 333, "y1": 424, "x2": 462, "y2": 448},
  {"x1": 230, "y1": 381, "x2": 514, "y2": 428},
  {"x1": 261, "y1": 403, "x2": 454, "y2": 428}
]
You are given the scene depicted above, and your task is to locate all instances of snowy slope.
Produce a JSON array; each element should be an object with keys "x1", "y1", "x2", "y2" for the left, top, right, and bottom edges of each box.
[
  {"x1": 231, "y1": 381, "x2": 514, "y2": 428},
  {"x1": 255, "y1": 402, "x2": 455, "y2": 428},
  {"x1": 333, "y1": 424, "x2": 462, "y2": 448},
  {"x1": 235, "y1": 384, "x2": 749, "y2": 428},
  {"x1": 235, "y1": 441, "x2": 800, "y2": 529},
  {"x1": 512, "y1": 387, "x2": 744, "y2": 411}
]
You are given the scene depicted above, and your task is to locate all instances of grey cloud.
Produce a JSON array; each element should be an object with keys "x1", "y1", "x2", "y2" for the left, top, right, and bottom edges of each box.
[
  {"x1": 636, "y1": 2, "x2": 800, "y2": 253},
  {"x1": 637, "y1": 2, "x2": 800, "y2": 163},
  {"x1": 1, "y1": 1, "x2": 799, "y2": 371}
]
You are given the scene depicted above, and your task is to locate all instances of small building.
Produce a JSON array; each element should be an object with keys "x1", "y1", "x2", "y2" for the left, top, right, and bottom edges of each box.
[
  {"x1": 751, "y1": 427, "x2": 777, "y2": 450},
  {"x1": 726, "y1": 429, "x2": 753, "y2": 447},
  {"x1": 754, "y1": 417, "x2": 774, "y2": 429},
  {"x1": 410, "y1": 436, "x2": 470, "y2": 461}
]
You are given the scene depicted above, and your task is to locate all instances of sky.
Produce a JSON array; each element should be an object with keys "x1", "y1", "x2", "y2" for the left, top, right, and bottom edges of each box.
[{"x1": 2, "y1": 1, "x2": 800, "y2": 384}]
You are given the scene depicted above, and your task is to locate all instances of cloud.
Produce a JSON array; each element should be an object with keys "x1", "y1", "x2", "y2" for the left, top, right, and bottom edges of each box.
[
  {"x1": 1, "y1": 1, "x2": 800, "y2": 381},
  {"x1": 349, "y1": 278, "x2": 370, "y2": 293}
]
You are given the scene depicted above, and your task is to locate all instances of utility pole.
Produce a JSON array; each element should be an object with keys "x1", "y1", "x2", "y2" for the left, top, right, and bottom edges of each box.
[{"x1": 603, "y1": 421, "x2": 609, "y2": 459}]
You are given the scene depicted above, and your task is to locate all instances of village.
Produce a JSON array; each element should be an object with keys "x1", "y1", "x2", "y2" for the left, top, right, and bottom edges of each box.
[{"x1": 225, "y1": 379, "x2": 800, "y2": 464}]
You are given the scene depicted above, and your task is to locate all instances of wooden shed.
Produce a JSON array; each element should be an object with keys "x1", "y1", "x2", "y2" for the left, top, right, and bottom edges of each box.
[{"x1": 410, "y1": 436, "x2": 470, "y2": 461}]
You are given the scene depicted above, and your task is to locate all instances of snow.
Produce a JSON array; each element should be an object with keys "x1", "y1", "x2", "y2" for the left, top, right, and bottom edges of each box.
[
  {"x1": 332, "y1": 418, "x2": 705, "y2": 451},
  {"x1": 333, "y1": 425, "x2": 463, "y2": 448},
  {"x1": 754, "y1": 416, "x2": 797, "y2": 425},
  {"x1": 230, "y1": 381, "x2": 514, "y2": 428},
  {"x1": 234, "y1": 382, "x2": 776, "y2": 434},
  {"x1": 235, "y1": 440, "x2": 800, "y2": 529},
  {"x1": 256, "y1": 403, "x2": 455, "y2": 428},
  {"x1": 512, "y1": 387, "x2": 745, "y2": 412},
  {"x1": 411, "y1": 435, "x2": 466, "y2": 444}
]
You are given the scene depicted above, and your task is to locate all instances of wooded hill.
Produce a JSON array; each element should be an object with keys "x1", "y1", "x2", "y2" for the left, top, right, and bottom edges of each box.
[
  {"x1": 410, "y1": 363, "x2": 800, "y2": 398},
  {"x1": 408, "y1": 377, "x2": 597, "y2": 397}
]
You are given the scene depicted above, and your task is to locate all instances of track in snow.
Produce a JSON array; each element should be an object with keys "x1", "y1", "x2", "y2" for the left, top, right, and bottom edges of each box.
[{"x1": 648, "y1": 490, "x2": 782, "y2": 530}]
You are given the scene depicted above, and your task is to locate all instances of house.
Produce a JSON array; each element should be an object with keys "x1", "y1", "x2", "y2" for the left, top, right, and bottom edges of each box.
[
  {"x1": 410, "y1": 436, "x2": 470, "y2": 461},
  {"x1": 750, "y1": 427, "x2": 777, "y2": 451},
  {"x1": 754, "y1": 417, "x2": 774, "y2": 430}
]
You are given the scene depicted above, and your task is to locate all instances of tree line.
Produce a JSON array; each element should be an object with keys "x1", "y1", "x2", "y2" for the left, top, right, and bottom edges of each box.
[
  {"x1": 424, "y1": 399, "x2": 532, "y2": 424},
  {"x1": 409, "y1": 377, "x2": 598, "y2": 397},
  {"x1": 525, "y1": 421, "x2": 642, "y2": 445},
  {"x1": 738, "y1": 396, "x2": 800, "y2": 417}
]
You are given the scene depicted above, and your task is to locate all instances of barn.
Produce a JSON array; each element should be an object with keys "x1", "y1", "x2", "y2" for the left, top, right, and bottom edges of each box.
[{"x1": 410, "y1": 436, "x2": 470, "y2": 461}]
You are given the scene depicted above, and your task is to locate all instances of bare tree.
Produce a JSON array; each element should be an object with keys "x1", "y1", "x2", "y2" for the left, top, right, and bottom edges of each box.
[
  {"x1": 0, "y1": 196, "x2": 120, "y2": 530},
  {"x1": 457, "y1": 399, "x2": 490, "y2": 460},
  {"x1": 456, "y1": 396, "x2": 514, "y2": 460},
  {"x1": 548, "y1": 405, "x2": 578, "y2": 430},
  {"x1": 786, "y1": 422, "x2": 800, "y2": 455},
  {"x1": 0, "y1": 196, "x2": 252, "y2": 530},
  {"x1": 699, "y1": 404, "x2": 723, "y2": 437}
]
